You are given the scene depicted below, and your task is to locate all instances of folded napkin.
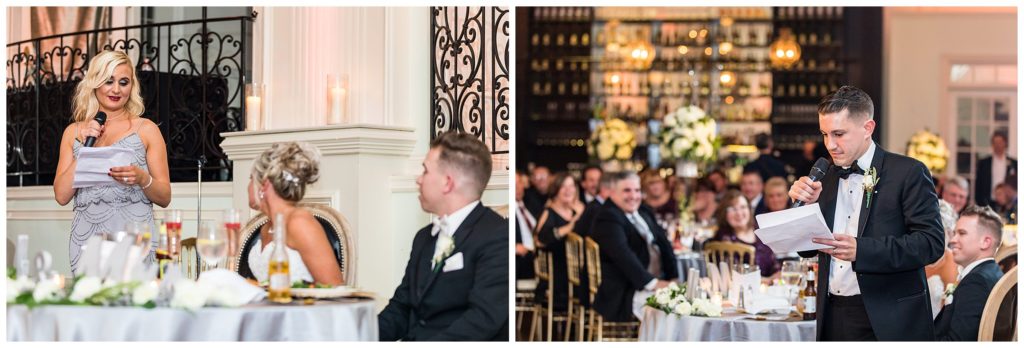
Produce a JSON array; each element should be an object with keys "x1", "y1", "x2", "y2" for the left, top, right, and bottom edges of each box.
[
  {"x1": 197, "y1": 269, "x2": 267, "y2": 305},
  {"x1": 745, "y1": 294, "x2": 792, "y2": 315}
]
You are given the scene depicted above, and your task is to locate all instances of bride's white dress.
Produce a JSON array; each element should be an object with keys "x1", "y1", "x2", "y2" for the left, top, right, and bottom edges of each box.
[{"x1": 247, "y1": 239, "x2": 314, "y2": 284}]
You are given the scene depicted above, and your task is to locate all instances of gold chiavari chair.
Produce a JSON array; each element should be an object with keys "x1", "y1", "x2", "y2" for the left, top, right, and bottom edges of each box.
[
  {"x1": 515, "y1": 277, "x2": 538, "y2": 341},
  {"x1": 584, "y1": 236, "x2": 639, "y2": 341},
  {"x1": 564, "y1": 232, "x2": 586, "y2": 341},
  {"x1": 979, "y1": 266, "x2": 1017, "y2": 341},
  {"x1": 703, "y1": 241, "x2": 756, "y2": 271},
  {"x1": 178, "y1": 237, "x2": 218, "y2": 280},
  {"x1": 994, "y1": 244, "x2": 1017, "y2": 274},
  {"x1": 531, "y1": 249, "x2": 570, "y2": 341}
]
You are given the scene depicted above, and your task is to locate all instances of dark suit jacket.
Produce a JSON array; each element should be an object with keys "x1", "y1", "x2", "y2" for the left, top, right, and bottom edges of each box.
[
  {"x1": 515, "y1": 221, "x2": 535, "y2": 279},
  {"x1": 974, "y1": 155, "x2": 1018, "y2": 207},
  {"x1": 934, "y1": 260, "x2": 1004, "y2": 341},
  {"x1": 378, "y1": 203, "x2": 509, "y2": 341},
  {"x1": 744, "y1": 153, "x2": 788, "y2": 181},
  {"x1": 573, "y1": 199, "x2": 604, "y2": 307},
  {"x1": 591, "y1": 201, "x2": 678, "y2": 322},
  {"x1": 798, "y1": 145, "x2": 945, "y2": 341},
  {"x1": 523, "y1": 187, "x2": 547, "y2": 218}
]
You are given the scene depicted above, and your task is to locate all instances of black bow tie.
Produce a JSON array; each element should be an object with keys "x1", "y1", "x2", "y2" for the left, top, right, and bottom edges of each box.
[{"x1": 836, "y1": 163, "x2": 865, "y2": 180}]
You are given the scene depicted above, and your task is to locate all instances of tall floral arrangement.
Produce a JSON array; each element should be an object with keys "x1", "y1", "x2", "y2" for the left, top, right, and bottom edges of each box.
[
  {"x1": 906, "y1": 129, "x2": 950, "y2": 175},
  {"x1": 658, "y1": 105, "x2": 721, "y2": 163},
  {"x1": 589, "y1": 118, "x2": 637, "y2": 161}
]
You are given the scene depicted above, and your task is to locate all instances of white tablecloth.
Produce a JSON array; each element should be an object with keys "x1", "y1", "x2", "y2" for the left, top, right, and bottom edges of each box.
[
  {"x1": 639, "y1": 306, "x2": 815, "y2": 341},
  {"x1": 7, "y1": 298, "x2": 377, "y2": 341}
]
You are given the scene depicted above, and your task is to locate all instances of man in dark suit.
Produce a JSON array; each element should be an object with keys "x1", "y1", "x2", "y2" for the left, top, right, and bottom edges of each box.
[
  {"x1": 934, "y1": 205, "x2": 1005, "y2": 341},
  {"x1": 523, "y1": 165, "x2": 551, "y2": 217},
  {"x1": 744, "y1": 132, "x2": 788, "y2": 181},
  {"x1": 515, "y1": 171, "x2": 536, "y2": 279},
  {"x1": 378, "y1": 132, "x2": 508, "y2": 341},
  {"x1": 740, "y1": 170, "x2": 767, "y2": 216},
  {"x1": 579, "y1": 165, "x2": 603, "y2": 204},
  {"x1": 591, "y1": 171, "x2": 678, "y2": 322},
  {"x1": 974, "y1": 130, "x2": 1017, "y2": 208},
  {"x1": 789, "y1": 86, "x2": 944, "y2": 341},
  {"x1": 573, "y1": 171, "x2": 613, "y2": 308}
]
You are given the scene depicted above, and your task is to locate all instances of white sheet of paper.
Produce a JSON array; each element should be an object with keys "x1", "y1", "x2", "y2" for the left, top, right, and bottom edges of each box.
[
  {"x1": 754, "y1": 203, "x2": 836, "y2": 253},
  {"x1": 73, "y1": 147, "x2": 135, "y2": 188}
]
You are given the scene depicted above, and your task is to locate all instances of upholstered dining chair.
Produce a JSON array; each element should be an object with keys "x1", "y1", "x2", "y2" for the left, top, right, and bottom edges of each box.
[
  {"x1": 702, "y1": 241, "x2": 756, "y2": 272},
  {"x1": 979, "y1": 265, "x2": 1018, "y2": 341}
]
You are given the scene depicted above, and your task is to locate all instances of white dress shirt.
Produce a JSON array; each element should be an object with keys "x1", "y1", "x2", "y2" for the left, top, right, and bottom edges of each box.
[
  {"x1": 515, "y1": 201, "x2": 536, "y2": 251},
  {"x1": 828, "y1": 141, "x2": 876, "y2": 296},
  {"x1": 749, "y1": 193, "x2": 763, "y2": 212},
  {"x1": 991, "y1": 155, "x2": 1007, "y2": 200},
  {"x1": 432, "y1": 200, "x2": 480, "y2": 262},
  {"x1": 957, "y1": 257, "x2": 995, "y2": 283}
]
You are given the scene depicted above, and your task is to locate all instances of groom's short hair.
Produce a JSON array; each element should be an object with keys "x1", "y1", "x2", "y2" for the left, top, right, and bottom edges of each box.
[
  {"x1": 431, "y1": 131, "x2": 492, "y2": 197},
  {"x1": 818, "y1": 85, "x2": 874, "y2": 121},
  {"x1": 960, "y1": 205, "x2": 1004, "y2": 248}
]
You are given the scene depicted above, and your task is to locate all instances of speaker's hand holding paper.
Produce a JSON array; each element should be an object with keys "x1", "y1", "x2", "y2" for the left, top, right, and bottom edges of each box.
[
  {"x1": 73, "y1": 147, "x2": 135, "y2": 188},
  {"x1": 753, "y1": 203, "x2": 835, "y2": 253}
]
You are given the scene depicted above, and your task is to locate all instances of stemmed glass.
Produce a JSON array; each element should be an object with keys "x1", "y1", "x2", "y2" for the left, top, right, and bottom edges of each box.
[
  {"x1": 781, "y1": 261, "x2": 806, "y2": 305},
  {"x1": 223, "y1": 209, "x2": 241, "y2": 263},
  {"x1": 196, "y1": 221, "x2": 228, "y2": 267}
]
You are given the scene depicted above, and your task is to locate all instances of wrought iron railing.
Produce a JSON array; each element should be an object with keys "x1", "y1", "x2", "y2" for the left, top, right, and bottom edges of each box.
[
  {"x1": 430, "y1": 6, "x2": 510, "y2": 156},
  {"x1": 6, "y1": 12, "x2": 255, "y2": 186}
]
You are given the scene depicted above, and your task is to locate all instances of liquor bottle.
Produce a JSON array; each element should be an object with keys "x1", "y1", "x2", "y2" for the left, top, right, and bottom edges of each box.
[
  {"x1": 803, "y1": 269, "x2": 817, "y2": 320},
  {"x1": 268, "y1": 213, "x2": 292, "y2": 303}
]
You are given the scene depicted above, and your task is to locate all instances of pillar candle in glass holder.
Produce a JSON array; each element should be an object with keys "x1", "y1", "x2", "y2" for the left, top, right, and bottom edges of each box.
[
  {"x1": 244, "y1": 84, "x2": 264, "y2": 131},
  {"x1": 326, "y1": 74, "x2": 349, "y2": 125}
]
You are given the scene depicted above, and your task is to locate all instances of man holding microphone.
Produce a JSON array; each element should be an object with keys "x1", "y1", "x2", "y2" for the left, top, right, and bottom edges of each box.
[{"x1": 789, "y1": 86, "x2": 944, "y2": 341}]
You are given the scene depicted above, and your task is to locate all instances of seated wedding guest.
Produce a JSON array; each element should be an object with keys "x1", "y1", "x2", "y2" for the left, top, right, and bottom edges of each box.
[
  {"x1": 707, "y1": 170, "x2": 728, "y2": 198},
  {"x1": 534, "y1": 172, "x2": 585, "y2": 312},
  {"x1": 580, "y1": 165, "x2": 603, "y2": 203},
  {"x1": 740, "y1": 170, "x2": 766, "y2": 216},
  {"x1": 515, "y1": 170, "x2": 536, "y2": 280},
  {"x1": 934, "y1": 205, "x2": 1005, "y2": 341},
  {"x1": 591, "y1": 171, "x2": 677, "y2": 322},
  {"x1": 762, "y1": 177, "x2": 792, "y2": 214},
  {"x1": 54, "y1": 50, "x2": 171, "y2": 274},
  {"x1": 246, "y1": 142, "x2": 342, "y2": 286},
  {"x1": 941, "y1": 175, "x2": 970, "y2": 213},
  {"x1": 574, "y1": 171, "x2": 614, "y2": 308},
  {"x1": 743, "y1": 132, "x2": 788, "y2": 181},
  {"x1": 524, "y1": 165, "x2": 551, "y2": 217},
  {"x1": 712, "y1": 190, "x2": 779, "y2": 278},
  {"x1": 379, "y1": 131, "x2": 507, "y2": 341},
  {"x1": 640, "y1": 169, "x2": 678, "y2": 228},
  {"x1": 993, "y1": 179, "x2": 1017, "y2": 224},
  {"x1": 688, "y1": 178, "x2": 718, "y2": 226},
  {"x1": 926, "y1": 200, "x2": 960, "y2": 318}
]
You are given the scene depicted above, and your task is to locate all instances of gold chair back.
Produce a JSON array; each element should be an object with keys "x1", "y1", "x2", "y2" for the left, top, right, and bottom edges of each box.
[
  {"x1": 995, "y1": 244, "x2": 1017, "y2": 274},
  {"x1": 584, "y1": 236, "x2": 601, "y2": 296},
  {"x1": 178, "y1": 237, "x2": 218, "y2": 280},
  {"x1": 565, "y1": 232, "x2": 583, "y2": 287},
  {"x1": 979, "y1": 265, "x2": 1018, "y2": 341},
  {"x1": 703, "y1": 241, "x2": 756, "y2": 271}
]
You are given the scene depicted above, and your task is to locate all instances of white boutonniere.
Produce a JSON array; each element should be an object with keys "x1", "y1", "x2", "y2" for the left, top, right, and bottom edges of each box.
[
  {"x1": 863, "y1": 167, "x2": 880, "y2": 208},
  {"x1": 943, "y1": 283, "x2": 956, "y2": 304},
  {"x1": 432, "y1": 236, "x2": 456, "y2": 272}
]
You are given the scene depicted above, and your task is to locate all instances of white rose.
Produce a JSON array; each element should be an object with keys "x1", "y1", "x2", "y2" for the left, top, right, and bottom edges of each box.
[
  {"x1": 664, "y1": 113, "x2": 678, "y2": 127},
  {"x1": 655, "y1": 291, "x2": 672, "y2": 305},
  {"x1": 205, "y1": 284, "x2": 245, "y2": 307},
  {"x1": 132, "y1": 282, "x2": 159, "y2": 305},
  {"x1": 597, "y1": 142, "x2": 615, "y2": 160},
  {"x1": 673, "y1": 301, "x2": 692, "y2": 316},
  {"x1": 32, "y1": 278, "x2": 62, "y2": 303},
  {"x1": 615, "y1": 145, "x2": 632, "y2": 160},
  {"x1": 69, "y1": 276, "x2": 103, "y2": 303},
  {"x1": 171, "y1": 280, "x2": 210, "y2": 311},
  {"x1": 7, "y1": 278, "x2": 35, "y2": 302},
  {"x1": 668, "y1": 282, "x2": 680, "y2": 291},
  {"x1": 672, "y1": 139, "x2": 692, "y2": 156}
]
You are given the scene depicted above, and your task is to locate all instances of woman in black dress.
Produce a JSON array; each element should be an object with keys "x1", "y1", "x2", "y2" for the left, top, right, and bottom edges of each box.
[{"x1": 534, "y1": 172, "x2": 585, "y2": 311}]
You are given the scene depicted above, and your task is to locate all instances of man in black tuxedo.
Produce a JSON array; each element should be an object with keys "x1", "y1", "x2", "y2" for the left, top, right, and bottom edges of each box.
[
  {"x1": 579, "y1": 165, "x2": 603, "y2": 204},
  {"x1": 789, "y1": 86, "x2": 944, "y2": 341},
  {"x1": 974, "y1": 131, "x2": 1017, "y2": 208},
  {"x1": 744, "y1": 132, "x2": 788, "y2": 181},
  {"x1": 934, "y1": 205, "x2": 1005, "y2": 341},
  {"x1": 591, "y1": 171, "x2": 678, "y2": 322},
  {"x1": 378, "y1": 132, "x2": 508, "y2": 341},
  {"x1": 740, "y1": 170, "x2": 767, "y2": 216},
  {"x1": 523, "y1": 166, "x2": 551, "y2": 217},
  {"x1": 572, "y1": 171, "x2": 613, "y2": 308}
]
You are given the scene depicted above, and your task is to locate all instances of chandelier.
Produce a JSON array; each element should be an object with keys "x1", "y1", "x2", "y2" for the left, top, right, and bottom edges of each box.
[{"x1": 769, "y1": 28, "x2": 801, "y2": 68}]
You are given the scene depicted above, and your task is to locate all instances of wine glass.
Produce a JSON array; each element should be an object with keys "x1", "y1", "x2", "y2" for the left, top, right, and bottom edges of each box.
[
  {"x1": 781, "y1": 260, "x2": 805, "y2": 305},
  {"x1": 126, "y1": 221, "x2": 152, "y2": 254},
  {"x1": 166, "y1": 210, "x2": 183, "y2": 259},
  {"x1": 196, "y1": 221, "x2": 228, "y2": 267}
]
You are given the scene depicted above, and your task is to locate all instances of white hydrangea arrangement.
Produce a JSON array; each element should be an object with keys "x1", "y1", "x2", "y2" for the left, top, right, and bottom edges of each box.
[
  {"x1": 588, "y1": 118, "x2": 637, "y2": 161},
  {"x1": 658, "y1": 105, "x2": 721, "y2": 163},
  {"x1": 906, "y1": 129, "x2": 949, "y2": 175},
  {"x1": 645, "y1": 282, "x2": 723, "y2": 317}
]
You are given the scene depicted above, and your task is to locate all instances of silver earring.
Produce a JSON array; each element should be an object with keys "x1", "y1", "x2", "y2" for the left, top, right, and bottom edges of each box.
[{"x1": 258, "y1": 190, "x2": 265, "y2": 200}]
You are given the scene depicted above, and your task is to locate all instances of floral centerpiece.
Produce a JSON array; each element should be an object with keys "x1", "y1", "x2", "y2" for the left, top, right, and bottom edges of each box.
[
  {"x1": 645, "y1": 282, "x2": 723, "y2": 317},
  {"x1": 588, "y1": 118, "x2": 637, "y2": 161},
  {"x1": 658, "y1": 105, "x2": 721, "y2": 164},
  {"x1": 906, "y1": 129, "x2": 949, "y2": 175}
]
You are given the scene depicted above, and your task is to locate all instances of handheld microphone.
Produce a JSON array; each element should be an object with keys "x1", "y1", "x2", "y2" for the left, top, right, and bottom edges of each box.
[
  {"x1": 793, "y1": 157, "x2": 831, "y2": 207},
  {"x1": 83, "y1": 112, "x2": 107, "y2": 147}
]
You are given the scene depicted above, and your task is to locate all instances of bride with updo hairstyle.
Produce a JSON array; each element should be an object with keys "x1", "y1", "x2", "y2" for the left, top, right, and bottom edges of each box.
[{"x1": 246, "y1": 141, "x2": 343, "y2": 286}]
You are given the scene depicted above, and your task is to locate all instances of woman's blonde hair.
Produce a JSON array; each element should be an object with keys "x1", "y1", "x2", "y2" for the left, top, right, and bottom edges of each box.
[
  {"x1": 71, "y1": 50, "x2": 145, "y2": 122},
  {"x1": 252, "y1": 142, "x2": 321, "y2": 202}
]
